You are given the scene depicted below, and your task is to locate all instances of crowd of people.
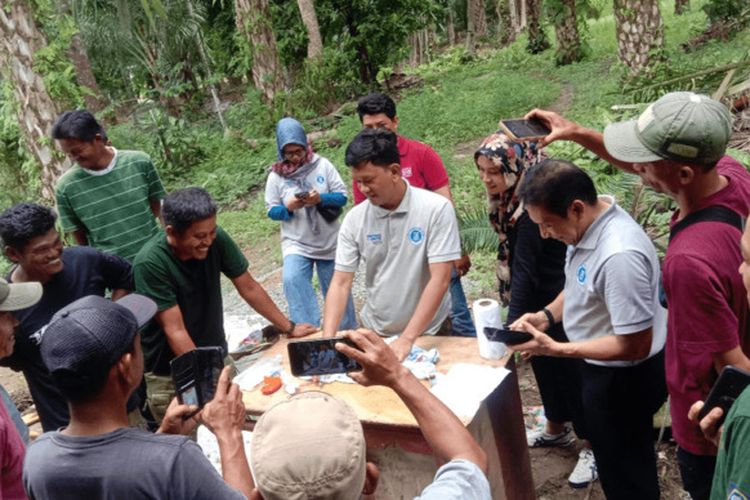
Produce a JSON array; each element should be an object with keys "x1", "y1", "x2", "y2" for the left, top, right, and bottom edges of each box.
[{"x1": 0, "y1": 88, "x2": 746, "y2": 500}]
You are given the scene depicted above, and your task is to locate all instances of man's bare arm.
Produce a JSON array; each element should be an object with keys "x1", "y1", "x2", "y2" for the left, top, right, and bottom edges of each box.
[
  {"x1": 156, "y1": 305, "x2": 197, "y2": 357},
  {"x1": 322, "y1": 271, "x2": 355, "y2": 337}
]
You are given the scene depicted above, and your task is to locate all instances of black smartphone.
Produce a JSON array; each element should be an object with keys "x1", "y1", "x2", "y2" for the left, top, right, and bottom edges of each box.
[
  {"x1": 294, "y1": 191, "x2": 309, "y2": 199},
  {"x1": 697, "y1": 366, "x2": 750, "y2": 423},
  {"x1": 170, "y1": 347, "x2": 224, "y2": 413},
  {"x1": 484, "y1": 326, "x2": 533, "y2": 346},
  {"x1": 498, "y1": 118, "x2": 551, "y2": 141},
  {"x1": 288, "y1": 337, "x2": 362, "y2": 377}
]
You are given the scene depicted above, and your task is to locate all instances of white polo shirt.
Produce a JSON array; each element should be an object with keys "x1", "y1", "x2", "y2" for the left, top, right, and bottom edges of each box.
[
  {"x1": 563, "y1": 195, "x2": 667, "y2": 367},
  {"x1": 335, "y1": 182, "x2": 461, "y2": 336}
]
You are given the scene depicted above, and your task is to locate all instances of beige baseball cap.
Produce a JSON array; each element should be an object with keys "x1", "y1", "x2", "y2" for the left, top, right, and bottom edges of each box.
[
  {"x1": 0, "y1": 278, "x2": 42, "y2": 312},
  {"x1": 250, "y1": 392, "x2": 367, "y2": 500}
]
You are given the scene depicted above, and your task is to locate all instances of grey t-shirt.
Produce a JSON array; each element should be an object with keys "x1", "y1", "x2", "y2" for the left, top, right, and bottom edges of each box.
[
  {"x1": 562, "y1": 195, "x2": 666, "y2": 367},
  {"x1": 23, "y1": 428, "x2": 245, "y2": 500},
  {"x1": 415, "y1": 459, "x2": 491, "y2": 499},
  {"x1": 335, "y1": 182, "x2": 461, "y2": 335}
]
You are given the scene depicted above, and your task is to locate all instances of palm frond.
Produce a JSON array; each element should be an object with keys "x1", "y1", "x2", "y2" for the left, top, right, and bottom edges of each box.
[{"x1": 457, "y1": 207, "x2": 498, "y2": 254}]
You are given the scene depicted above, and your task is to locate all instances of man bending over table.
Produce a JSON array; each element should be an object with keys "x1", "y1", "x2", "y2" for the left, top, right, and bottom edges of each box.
[{"x1": 322, "y1": 129, "x2": 461, "y2": 360}]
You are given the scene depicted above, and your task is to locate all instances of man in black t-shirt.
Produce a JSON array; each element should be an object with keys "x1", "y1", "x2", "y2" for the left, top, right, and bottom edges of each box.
[{"x1": 0, "y1": 203, "x2": 132, "y2": 431}]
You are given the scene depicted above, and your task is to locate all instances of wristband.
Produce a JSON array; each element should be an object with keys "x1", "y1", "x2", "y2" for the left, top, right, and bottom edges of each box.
[{"x1": 542, "y1": 308, "x2": 555, "y2": 329}]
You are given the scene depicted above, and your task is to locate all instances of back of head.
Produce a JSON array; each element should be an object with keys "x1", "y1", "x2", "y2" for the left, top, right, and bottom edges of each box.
[
  {"x1": 51, "y1": 110, "x2": 107, "y2": 142},
  {"x1": 345, "y1": 129, "x2": 400, "y2": 168},
  {"x1": 519, "y1": 159, "x2": 598, "y2": 217},
  {"x1": 40, "y1": 295, "x2": 156, "y2": 404},
  {"x1": 356, "y1": 93, "x2": 397, "y2": 121},
  {"x1": 162, "y1": 188, "x2": 217, "y2": 234},
  {"x1": 251, "y1": 392, "x2": 366, "y2": 500},
  {"x1": 0, "y1": 203, "x2": 57, "y2": 251},
  {"x1": 275, "y1": 117, "x2": 307, "y2": 161}
]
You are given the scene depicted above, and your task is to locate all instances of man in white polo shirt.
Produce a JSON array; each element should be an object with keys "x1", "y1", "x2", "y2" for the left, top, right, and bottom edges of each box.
[
  {"x1": 509, "y1": 159, "x2": 667, "y2": 500},
  {"x1": 323, "y1": 129, "x2": 461, "y2": 360}
]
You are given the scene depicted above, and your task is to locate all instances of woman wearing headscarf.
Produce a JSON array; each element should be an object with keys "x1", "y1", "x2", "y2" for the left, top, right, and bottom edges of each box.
[
  {"x1": 474, "y1": 133, "x2": 595, "y2": 488},
  {"x1": 265, "y1": 118, "x2": 357, "y2": 331}
]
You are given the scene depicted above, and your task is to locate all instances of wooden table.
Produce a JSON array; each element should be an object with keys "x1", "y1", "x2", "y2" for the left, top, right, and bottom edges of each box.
[{"x1": 242, "y1": 335, "x2": 534, "y2": 499}]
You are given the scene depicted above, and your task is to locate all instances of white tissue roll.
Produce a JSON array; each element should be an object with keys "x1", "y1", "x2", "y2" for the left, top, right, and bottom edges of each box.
[{"x1": 472, "y1": 298, "x2": 508, "y2": 360}]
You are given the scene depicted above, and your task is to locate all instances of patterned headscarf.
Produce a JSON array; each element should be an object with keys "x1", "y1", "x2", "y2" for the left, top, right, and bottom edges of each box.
[{"x1": 474, "y1": 132, "x2": 546, "y2": 306}]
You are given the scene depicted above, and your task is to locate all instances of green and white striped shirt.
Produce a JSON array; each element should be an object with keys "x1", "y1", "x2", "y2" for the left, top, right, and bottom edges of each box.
[{"x1": 55, "y1": 149, "x2": 166, "y2": 262}]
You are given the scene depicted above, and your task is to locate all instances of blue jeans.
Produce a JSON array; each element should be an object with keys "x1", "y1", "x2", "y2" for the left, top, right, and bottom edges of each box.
[
  {"x1": 449, "y1": 268, "x2": 476, "y2": 337},
  {"x1": 283, "y1": 254, "x2": 357, "y2": 330}
]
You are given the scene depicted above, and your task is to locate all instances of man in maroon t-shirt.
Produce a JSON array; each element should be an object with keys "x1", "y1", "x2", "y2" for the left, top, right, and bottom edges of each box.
[
  {"x1": 527, "y1": 92, "x2": 750, "y2": 500},
  {"x1": 354, "y1": 93, "x2": 476, "y2": 337}
]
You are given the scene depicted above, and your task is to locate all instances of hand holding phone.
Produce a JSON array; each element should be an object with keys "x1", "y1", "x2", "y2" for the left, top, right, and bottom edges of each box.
[
  {"x1": 288, "y1": 337, "x2": 362, "y2": 377},
  {"x1": 697, "y1": 366, "x2": 750, "y2": 424},
  {"x1": 498, "y1": 118, "x2": 551, "y2": 142},
  {"x1": 294, "y1": 191, "x2": 310, "y2": 200}
]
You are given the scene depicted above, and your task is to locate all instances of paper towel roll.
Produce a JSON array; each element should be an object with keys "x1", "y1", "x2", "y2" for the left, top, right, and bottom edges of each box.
[{"x1": 472, "y1": 298, "x2": 508, "y2": 360}]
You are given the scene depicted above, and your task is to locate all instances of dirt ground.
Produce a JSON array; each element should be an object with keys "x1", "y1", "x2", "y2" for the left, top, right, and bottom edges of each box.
[{"x1": 516, "y1": 359, "x2": 688, "y2": 500}]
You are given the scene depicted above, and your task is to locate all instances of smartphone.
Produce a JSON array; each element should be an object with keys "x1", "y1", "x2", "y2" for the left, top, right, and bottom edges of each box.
[
  {"x1": 484, "y1": 326, "x2": 533, "y2": 346},
  {"x1": 170, "y1": 347, "x2": 224, "y2": 413},
  {"x1": 498, "y1": 118, "x2": 551, "y2": 141},
  {"x1": 288, "y1": 337, "x2": 362, "y2": 377},
  {"x1": 294, "y1": 191, "x2": 309, "y2": 200},
  {"x1": 697, "y1": 366, "x2": 750, "y2": 423}
]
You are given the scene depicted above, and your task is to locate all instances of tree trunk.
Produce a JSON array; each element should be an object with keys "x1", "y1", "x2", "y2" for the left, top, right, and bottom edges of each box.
[
  {"x1": 613, "y1": 0, "x2": 664, "y2": 77},
  {"x1": 466, "y1": 0, "x2": 477, "y2": 56},
  {"x1": 674, "y1": 0, "x2": 689, "y2": 15},
  {"x1": 469, "y1": 0, "x2": 488, "y2": 38},
  {"x1": 519, "y1": 0, "x2": 527, "y2": 28},
  {"x1": 507, "y1": 0, "x2": 521, "y2": 35},
  {"x1": 0, "y1": 0, "x2": 70, "y2": 203},
  {"x1": 496, "y1": 0, "x2": 516, "y2": 46},
  {"x1": 553, "y1": 0, "x2": 583, "y2": 65},
  {"x1": 447, "y1": 6, "x2": 456, "y2": 45},
  {"x1": 58, "y1": 0, "x2": 106, "y2": 113},
  {"x1": 525, "y1": 0, "x2": 549, "y2": 54},
  {"x1": 297, "y1": 0, "x2": 323, "y2": 59},
  {"x1": 234, "y1": 0, "x2": 282, "y2": 102}
]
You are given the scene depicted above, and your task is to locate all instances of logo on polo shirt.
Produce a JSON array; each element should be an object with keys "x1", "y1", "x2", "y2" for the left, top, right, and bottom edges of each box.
[
  {"x1": 729, "y1": 485, "x2": 748, "y2": 500},
  {"x1": 316, "y1": 175, "x2": 325, "y2": 185},
  {"x1": 367, "y1": 233, "x2": 382, "y2": 244},
  {"x1": 285, "y1": 180, "x2": 295, "y2": 187},
  {"x1": 408, "y1": 227, "x2": 425, "y2": 245},
  {"x1": 576, "y1": 265, "x2": 586, "y2": 285}
]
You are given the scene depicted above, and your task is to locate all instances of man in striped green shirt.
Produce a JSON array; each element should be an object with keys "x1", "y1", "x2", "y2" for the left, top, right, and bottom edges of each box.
[{"x1": 53, "y1": 110, "x2": 166, "y2": 262}]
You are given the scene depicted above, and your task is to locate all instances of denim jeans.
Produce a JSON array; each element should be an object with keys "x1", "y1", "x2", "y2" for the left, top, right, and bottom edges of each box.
[
  {"x1": 283, "y1": 254, "x2": 357, "y2": 330},
  {"x1": 449, "y1": 268, "x2": 476, "y2": 337}
]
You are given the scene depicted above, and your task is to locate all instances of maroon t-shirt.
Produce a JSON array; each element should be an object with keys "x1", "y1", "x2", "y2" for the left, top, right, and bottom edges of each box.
[
  {"x1": 0, "y1": 400, "x2": 26, "y2": 499},
  {"x1": 664, "y1": 156, "x2": 750, "y2": 456},
  {"x1": 352, "y1": 135, "x2": 450, "y2": 204}
]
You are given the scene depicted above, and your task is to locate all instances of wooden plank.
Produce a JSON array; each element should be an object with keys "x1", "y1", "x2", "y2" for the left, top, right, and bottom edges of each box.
[{"x1": 242, "y1": 334, "x2": 510, "y2": 428}]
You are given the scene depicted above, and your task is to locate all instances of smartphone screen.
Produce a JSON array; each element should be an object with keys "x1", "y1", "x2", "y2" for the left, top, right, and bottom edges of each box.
[
  {"x1": 499, "y1": 119, "x2": 551, "y2": 139},
  {"x1": 288, "y1": 337, "x2": 362, "y2": 377}
]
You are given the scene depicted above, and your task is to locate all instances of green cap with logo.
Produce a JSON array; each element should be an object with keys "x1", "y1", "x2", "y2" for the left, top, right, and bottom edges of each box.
[{"x1": 603, "y1": 91, "x2": 732, "y2": 166}]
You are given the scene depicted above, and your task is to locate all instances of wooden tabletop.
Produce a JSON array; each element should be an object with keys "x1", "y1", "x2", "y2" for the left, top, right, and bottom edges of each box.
[{"x1": 242, "y1": 334, "x2": 511, "y2": 428}]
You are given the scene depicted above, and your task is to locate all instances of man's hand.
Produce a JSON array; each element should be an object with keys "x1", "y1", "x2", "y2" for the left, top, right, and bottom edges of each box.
[
  {"x1": 524, "y1": 109, "x2": 579, "y2": 148},
  {"x1": 284, "y1": 196, "x2": 307, "y2": 212},
  {"x1": 506, "y1": 320, "x2": 559, "y2": 357},
  {"x1": 335, "y1": 329, "x2": 408, "y2": 388},
  {"x1": 290, "y1": 323, "x2": 317, "y2": 338},
  {"x1": 388, "y1": 336, "x2": 414, "y2": 362},
  {"x1": 201, "y1": 366, "x2": 246, "y2": 438},
  {"x1": 157, "y1": 397, "x2": 200, "y2": 435},
  {"x1": 454, "y1": 255, "x2": 471, "y2": 276},
  {"x1": 304, "y1": 190, "x2": 321, "y2": 206},
  {"x1": 509, "y1": 310, "x2": 549, "y2": 332},
  {"x1": 688, "y1": 400, "x2": 725, "y2": 448}
]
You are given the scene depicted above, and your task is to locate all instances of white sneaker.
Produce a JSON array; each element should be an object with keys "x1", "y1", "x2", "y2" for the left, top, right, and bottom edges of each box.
[
  {"x1": 568, "y1": 448, "x2": 598, "y2": 488},
  {"x1": 526, "y1": 426, "x2": 574, "y2": 448}
]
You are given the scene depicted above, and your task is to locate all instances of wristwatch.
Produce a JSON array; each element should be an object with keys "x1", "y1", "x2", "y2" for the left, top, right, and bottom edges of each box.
[{"x1": 285, "y1": 320, "x2": 296, "y2": 336}]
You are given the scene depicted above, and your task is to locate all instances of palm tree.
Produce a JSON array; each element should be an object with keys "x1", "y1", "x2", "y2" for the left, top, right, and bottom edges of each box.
[
  {"x1": 0, "y1": 0, "x2": 70, "y2": 203},
  {"x1": 526, "y1": 0, "x2": 550, "y2": 54},
  {"x1": 297, "y1": 0, "x2": 323, "y2": 59},
  {"x1": 551, "y1": 0, "x2": 584, "y2": 65},
  {"x1": 613, "y1": 0, "x2": 664, "y2": 77},
  {"x1": 234, "y1": 0, "x2": 282, "y2": 102}
]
